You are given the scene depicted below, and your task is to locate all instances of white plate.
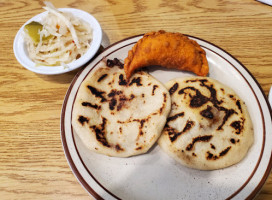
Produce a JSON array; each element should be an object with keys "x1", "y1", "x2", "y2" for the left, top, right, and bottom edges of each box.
[
  {"x1": 13, "y1": 8, "x2": 102, "y2": 75},
  {"x1": 61, "y1": 35, "x2": 272, "y2": 200}
]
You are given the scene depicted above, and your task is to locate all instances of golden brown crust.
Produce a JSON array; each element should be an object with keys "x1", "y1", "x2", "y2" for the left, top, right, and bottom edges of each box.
[{"x1": 124, "y1": 30, "x2": 209, "y2": 80}]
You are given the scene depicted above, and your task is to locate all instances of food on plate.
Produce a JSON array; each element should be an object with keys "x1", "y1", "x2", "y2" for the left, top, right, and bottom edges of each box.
[
  {"x1": 124, "y1": 30, "x2": 209, "y2": 80},
  {"x1": 72, "y1": 58, "x2": 171, "y2": 157},
  {"x1": 158, "y1": 77, "x2": 253, "y2": 170},
  {"x1": 24, "y1": 2, "x2": 92, "y2": 66},
  {"x1": 24, "y1": 21, "x2": 53, "y2": 44}
]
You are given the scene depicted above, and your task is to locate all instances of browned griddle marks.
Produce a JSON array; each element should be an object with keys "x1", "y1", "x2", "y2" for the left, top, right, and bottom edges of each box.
[
  {"x1": 119, "y1": 127, "x2": 123, "y2": 135},
  {"x1": 178, "y1": 86, "x2": 209, "y2": 107},
  {"x1": 159, "y1": 93, "x2": 167, "y2": 114},
  {"x1": 109, "y1": 98, "x2": 117, "y2": 110},
  {"x1": 106, "y1": 58, "x2": 124, "y2": 68},
  {"x1": 152, "y1": 85, "x2": 158, "y2": 95},
  {"x1": 216, "y1": 108, "x2": 236, "y2": 130},
  {"x1": 97, "y1": 74, "x2": 108, "y2": 82},
  {"x1": 87, "y1": 85, "x2": 106, "y2": 102},
  {"x1": 182, "y1": 79, "x2": 222, "y2": 106},
  {"x1": 132, "y1": 118, "x2": 147, "y2": 136},
  {"x1": 169, "y1": 83, "x2": 178, "y2": 95},
  {"x1": 200, "y1": 80, "x2": 222, "y2": 105},
  {"x1": 118, "y1": 94, "x2": 133, "y2": 111},
  {"x1": 220, "y1": 146, "x2": 231, "y2": 156},
  {"x1": 107, "y1": 89, "x2": 134, "y2": 111},
  {"x1": 168, "y1": 120, "x2": 195, "y2": 142},
  {"x1": 118, "y1": 74, "x2": 127, "y2": 85},
  {"x1": 129, "y1": 77, "x2": 142, "y2": 86},
  {"x1": 82, "y1": 102, "x2": 100, "y2": 110},
  {"x1": 179, "y1": 79, "x2": 237, "y2": 130},
  {"x1": 108, "y1": 89, "x2": 120, "y2": 110},
  {"x1": 117, "y1": 117, "x2": 150, "y2": 138},
  {"x1": 230, "y1": 119, "x2": 244, "y2": 134},
  {"x1": 139, "y1": 119, "x2": 145, "y2": 136},
  {"x1": 130, "y1": 94, "x2": 135, "y2": 99},
  {"x1": 186, "y1": 79, "x2": 197, "y2": 83},
  {"x1": 78, "y1": 115, "x2": 89, "y2": 125},
  {"x1": 210, "y1": 143, "x2": 216, "y2": 150},
  {"x1": 200, "y1": 105, "x2": 213, "y2": 119},
  {"x1": 90, "y1": 117, "x2": 110, "y2": 147},
  {"x1": 166, "y1": 112, "x2": 184, "y2": 123},
  {"x1": 236, "y1": 100, "x2": 242, "y2": 113},
  {"x1": 115, "y1": 144, "x2": 124, "y2": 151},
  {"x1": 199, "y1": 80, "x2": 237, "y2": 130},
  {"x1": 206, "y1": 146, "x2": 231, "y2": 160},
  {"x1": 116, "y1": 117, "x2": 154, "y2": 139},
  {"x1": 230, "y1": 138, "x2": 236, "y2": 144},
  {"x1": 108, "y1": 89, "x2": 122, "y2": 97},
  {"x1": 186, "y1": 135, "x2": 213, "y2": 151}
]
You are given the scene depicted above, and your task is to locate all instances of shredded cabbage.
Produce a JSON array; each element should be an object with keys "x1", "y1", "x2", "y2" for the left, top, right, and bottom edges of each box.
[{"x1": 24, "y1": 1, "x2": 93, "y2": 66}]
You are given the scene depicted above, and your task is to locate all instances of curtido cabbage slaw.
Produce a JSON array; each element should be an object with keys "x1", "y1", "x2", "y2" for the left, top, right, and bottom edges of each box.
[{"x1": 24, "y1": 2, "x2": 93, "y2": 66}]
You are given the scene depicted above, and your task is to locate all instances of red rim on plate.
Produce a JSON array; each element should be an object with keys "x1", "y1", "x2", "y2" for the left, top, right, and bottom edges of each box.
[{"x1": 61, "y1": 34, "x2": 272, "y2": 200}]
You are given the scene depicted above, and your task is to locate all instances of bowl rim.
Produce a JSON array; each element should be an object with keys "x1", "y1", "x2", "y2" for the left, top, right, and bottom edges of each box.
[{"x1": 13, "y1": 8, "x2": 102, "y2": 75}]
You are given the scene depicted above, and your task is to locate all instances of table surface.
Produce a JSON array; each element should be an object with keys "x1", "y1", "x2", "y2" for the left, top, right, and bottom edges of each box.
[{"x1": 1, "y1": 0, "x2": 272, "y2": 199}]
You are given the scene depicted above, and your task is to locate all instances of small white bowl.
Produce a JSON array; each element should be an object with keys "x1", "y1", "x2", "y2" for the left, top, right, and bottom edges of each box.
[{"x1": 13, "y1": 8, "x2": 102, "y2": 75}]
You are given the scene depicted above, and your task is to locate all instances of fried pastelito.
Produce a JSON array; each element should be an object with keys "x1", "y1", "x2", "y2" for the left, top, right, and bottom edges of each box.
[{"x1": 124, "y1": 30, "x2": 209, "y2": 80}]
